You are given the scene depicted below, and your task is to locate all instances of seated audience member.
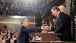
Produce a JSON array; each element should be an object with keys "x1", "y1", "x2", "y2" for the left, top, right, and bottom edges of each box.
[
  {"x1": 14, "y1": 31, "x2": 18, "y2": 38},
  {"x1": 0, "y1": 32, "x2": 3, "y2": 40},
  {"x1": 1, "y1": 31, "x2": 6, "y2": 40},
  {"x1": 11, "y1": 34, "x2": 16, "y2": 40},
  {"x1": 7, "y1": 30, "x2": 13, "y2": 39}
]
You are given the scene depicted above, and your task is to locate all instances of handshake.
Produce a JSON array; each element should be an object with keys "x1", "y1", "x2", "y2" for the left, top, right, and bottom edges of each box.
[{"x1": 41, "y1": 24, "x2": 54, "y2": 33}]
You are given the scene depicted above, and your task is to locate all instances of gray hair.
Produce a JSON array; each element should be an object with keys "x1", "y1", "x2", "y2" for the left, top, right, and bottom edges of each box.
[{"x1": 58, "y1": 5, "x2": 66, "y2": 9}]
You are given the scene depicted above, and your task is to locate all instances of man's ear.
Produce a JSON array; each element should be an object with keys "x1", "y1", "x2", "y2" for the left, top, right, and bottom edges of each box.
[{"x1": 54, "y1": 9, "x2": 56, "y2": 11}]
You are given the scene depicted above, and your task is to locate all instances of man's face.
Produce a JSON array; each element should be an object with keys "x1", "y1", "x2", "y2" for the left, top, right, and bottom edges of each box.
[
  {"x1": 23, "y1": 19, "x2": 30, "y2": 27},
  {"x1": 44, "y1": 26, "x2": 50, "y2": 31},
  {"x1": 51, "y1": 9, "x2": 57, "y2": 17},
  {"x1": 8, "y1": 30, "x2": 11, "y2": 33}
]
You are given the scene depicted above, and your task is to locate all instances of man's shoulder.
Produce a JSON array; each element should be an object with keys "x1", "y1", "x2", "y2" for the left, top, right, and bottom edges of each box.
[
  {"x1": 59, "y1": 12, "x2": 66, "y2": 17},
  {"x1": 66, "y1": 13, "x2": 71, "y2": 17},
  {"x1": 59, "y1": 12, "x2": 65, "y2": 15},
  {"x1": 19, "y1": 26, "x2": 26, "y2": 31},
  {"x1": 21, "y1": 26, "x2": 25, "y2": 28}
]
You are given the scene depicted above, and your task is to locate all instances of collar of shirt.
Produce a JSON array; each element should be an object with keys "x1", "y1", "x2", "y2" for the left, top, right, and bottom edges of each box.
[
  {"x1": 41, "y1": 26, "x2": 43, "y2": 29},
  {"x1": 57, "y1": 11, "x2": 60, "y2": 17},
  {"x1": 64, "y1": 12, "x2": 66, "y2": 14}
]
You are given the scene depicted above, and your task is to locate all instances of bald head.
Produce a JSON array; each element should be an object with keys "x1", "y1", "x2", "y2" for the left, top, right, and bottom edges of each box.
[{"x1": 58, "y1": 5, "x2": 66, "y2": 13}]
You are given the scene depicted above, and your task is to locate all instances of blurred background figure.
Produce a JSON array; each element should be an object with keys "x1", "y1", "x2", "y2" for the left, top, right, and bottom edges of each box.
[
  {"x1": 58, "y1": 5, "x2": 66, "y2": 14},
  {"x1": 53, "y1": 19, "x2": 56, "y2": 24}
]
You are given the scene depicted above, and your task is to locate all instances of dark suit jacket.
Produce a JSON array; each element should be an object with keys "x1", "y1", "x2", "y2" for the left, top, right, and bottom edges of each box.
[
  {"x1": 55, "y1": 12, "x2": 71, "y2": 41},
  {"x1": 17, "y1": 26, "x2": 42, "y2": 43}
]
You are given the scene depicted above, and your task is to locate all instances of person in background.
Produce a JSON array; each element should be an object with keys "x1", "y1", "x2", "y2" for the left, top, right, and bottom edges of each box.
[
  {"x1": 53, "y1": 19, "x2": 56, "y2": 24},
  {"x1": 7, "y1": 33, "x2": 11, "y2": 39},
  {"x1": 17, "y1": 18, "x2": 42, "y2": 43},
  {"x1": 58, "y1": 5, "x2": 72, "y2": 41},
  {"x1": 14, "y1": 31, "x2": 18, "y2": 38},
  {"x1": 1, "y1": 31, "x2": 6, "y2": 40},
  {"x1": 0, "y1": 32, "x2": 2, "y2": 40},
  {"x1": 58, "y1": 5, "x2": 71, "y2": 23},
  {"x1": 41, "y1": 24, "x2": 48, "y2": 29},
  {"x1": 58, "y1": 5, "x2": 66, "y2": 13},
  {"x1": 51, "y1": 6, "x2": 72, "y2": 41},
  {"x1": 7, "y1": 30, "x2": 11, "y2": 34},
  {"x1": 7, "y1": 30, "x2": 12, "y2": 39},
  {"x1": 0, "y1": 31, "x2": 3, "y2": 40}
]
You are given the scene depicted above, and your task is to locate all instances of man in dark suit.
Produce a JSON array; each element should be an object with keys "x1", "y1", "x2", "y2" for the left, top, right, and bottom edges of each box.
[
  {"x1": 58, "y1": 5, "x2": 71, "y2": 24},
  {"x1": 17, "y1": 18, "x2": 42, "y2": 43},
  {"x1": 51, "y1": 6, "x2": 72, "y2": 41}
]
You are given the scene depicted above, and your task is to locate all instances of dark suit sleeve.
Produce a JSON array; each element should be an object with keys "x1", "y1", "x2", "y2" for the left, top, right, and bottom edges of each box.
[
  {"x1": 22, "y1": 28, "x2": 42, "y2": 33},
  {"x1": 51, "y1": 28, "x2": 55, "y2": 31},
  {"x1": 55, "y1": 13, "x2": 66, "y2": 33},
  {"x1": 35, "y1": 28, "x2": 42, "y2": 32},
  {"x1": 21, "y1": 27, "x2": 36, "y2": 33}
]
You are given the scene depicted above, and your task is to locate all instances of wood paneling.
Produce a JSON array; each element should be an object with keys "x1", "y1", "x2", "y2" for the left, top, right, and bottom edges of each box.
[
  {"x1": 31, "y1": 42, "x2": 76, "y2": 43},
  {"x1": 32, "y1": 33, "x2": 57, "y2": 41},
  {"x1": 35, "y1": 16, "x2": 42, "y2": 27},
  {"x1": 0, "y1": 16, "x2": 37, "y2": 31}
]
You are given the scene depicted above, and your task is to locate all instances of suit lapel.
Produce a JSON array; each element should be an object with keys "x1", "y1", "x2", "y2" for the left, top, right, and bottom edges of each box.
[{"x1": 55, "y1": 12, "x2": 60, "y2": 29}]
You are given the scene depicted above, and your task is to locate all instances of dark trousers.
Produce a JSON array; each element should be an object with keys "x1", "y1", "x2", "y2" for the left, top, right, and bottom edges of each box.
[{"x1": 60, "y1": 36, "x2": 72, "y2": 41}]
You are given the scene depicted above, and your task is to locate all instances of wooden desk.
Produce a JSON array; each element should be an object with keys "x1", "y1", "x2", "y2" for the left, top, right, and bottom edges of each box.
[
  {"x1": 30, "y1": 41, "x2": 50, "y2": 43},
  {"x1": 30, "y1": 41, "x2": 76, "y2": 43},
  {"x1": 31, "y1": 33, "x2": 61, "y2": 41}
]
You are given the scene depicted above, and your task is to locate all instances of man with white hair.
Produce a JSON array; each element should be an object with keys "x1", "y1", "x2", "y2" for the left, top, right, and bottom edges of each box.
[
  {"x1": 58, "y1": 5, "x2": 71, "y2": 17},
  {"x1": 58, "y1": 5, "x2": 71, "y2": 27},
  {"x1": 58, "y1": 5, "x2": 72, "y2": 41},
  {"x1": 58, "y1": 5, "x2": 66, "y2": 14}
]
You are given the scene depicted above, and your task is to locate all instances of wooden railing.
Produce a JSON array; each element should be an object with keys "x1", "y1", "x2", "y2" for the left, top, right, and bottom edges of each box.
[
  {"x1": 0, "y1": 40, "x2": 75, "y2": 43},
  {"x1": 0, "y1": 33, "x2": 75, "y2": 43}
]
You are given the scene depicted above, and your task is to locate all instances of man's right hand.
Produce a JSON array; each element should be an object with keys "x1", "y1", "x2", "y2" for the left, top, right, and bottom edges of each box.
[{"x1": 41, "y1": 30, "x2": 47, "y2": 33}]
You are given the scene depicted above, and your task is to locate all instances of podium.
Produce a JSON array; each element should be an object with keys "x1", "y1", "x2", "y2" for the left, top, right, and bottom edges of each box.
[
  {"x1": 32, "y1": 33, "x2": 57, "y2": 41},
  {"x1": 30, "y1": 41, "x2": 76, "y2": 43}
]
